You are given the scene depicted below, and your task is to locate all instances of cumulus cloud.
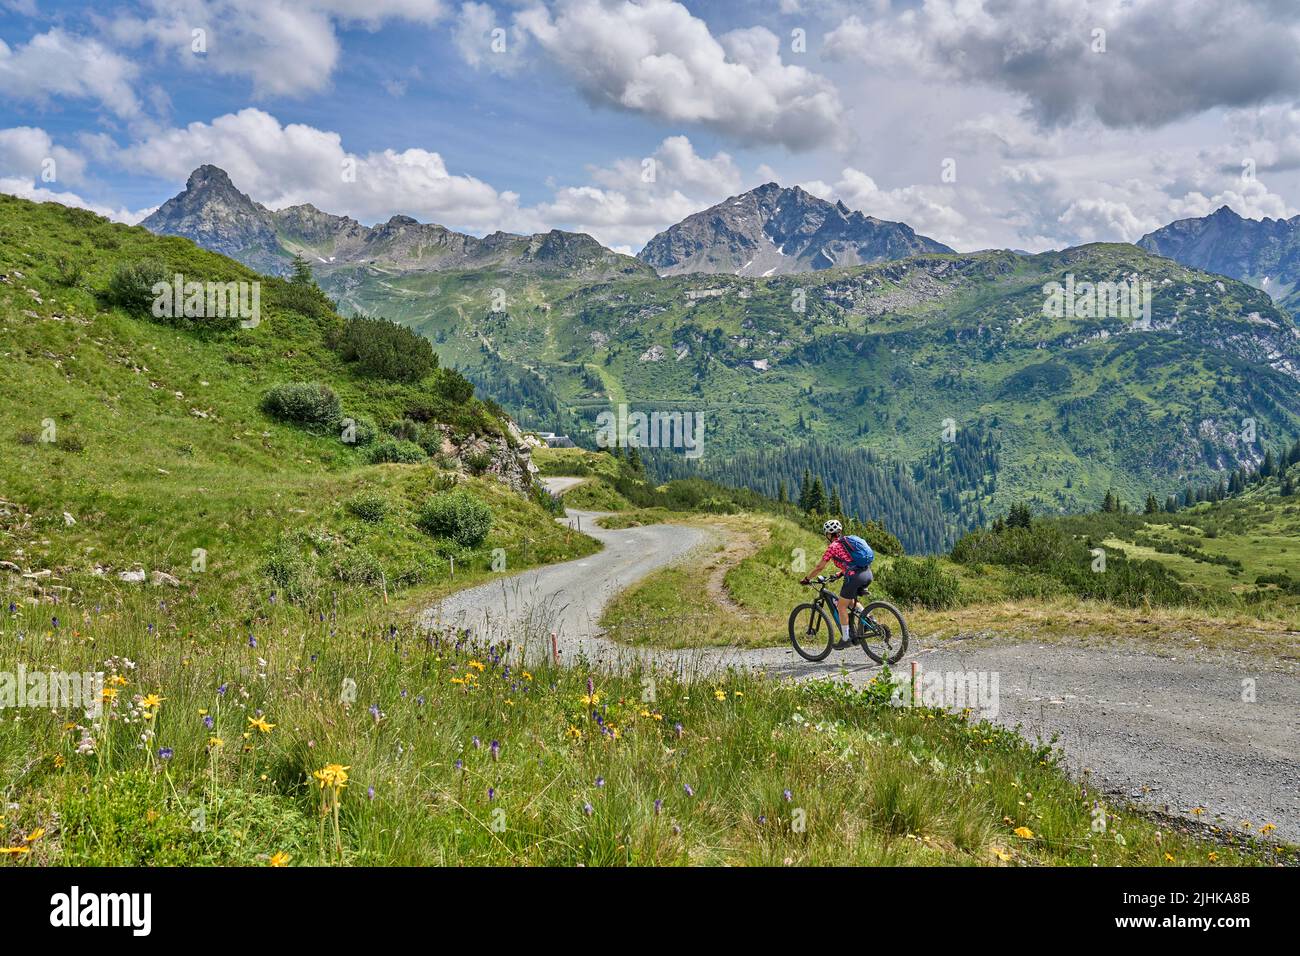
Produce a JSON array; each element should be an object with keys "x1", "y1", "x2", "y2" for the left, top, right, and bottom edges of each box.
[
  {"x1": 453, "y1": 1, "x2": 528, "y2": 73},
  {"x1": 540, "y1": 134, "x2": 747, "y2": 249},
  {"x1": 0, "y1": 127, "x2": 88, "y2": 186},
  {"x1": 104, "y1": 0, "x2": 447, "y2": 99},
  {"x1": 117, "y1": 108, "x2": 544, "y2": 234},
  {"x1": 0, "y1": 28, "x2": 142, "y2": 118},
  {"x1": 512, "y1": 0, "x2": 845, "y2": 150},
  {"x1": 799, "y1": 167, "x2": 967, "y2": 247},
  {"x1": 824, "y1": 0, "x2": 1300, "y2": 129}
]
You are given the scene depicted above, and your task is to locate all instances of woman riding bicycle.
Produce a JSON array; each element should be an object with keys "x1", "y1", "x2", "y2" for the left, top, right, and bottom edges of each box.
[{"x1": 799, "y1": 519, "x2": 872, "y2": 648}]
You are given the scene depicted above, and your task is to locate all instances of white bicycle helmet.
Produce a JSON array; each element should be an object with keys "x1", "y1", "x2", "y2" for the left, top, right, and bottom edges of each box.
[{"x1": 822, "y1": 518, "x2": 842, "y2": 535}]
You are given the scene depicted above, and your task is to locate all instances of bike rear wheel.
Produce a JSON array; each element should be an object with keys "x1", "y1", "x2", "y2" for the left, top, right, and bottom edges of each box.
[
  {"x1": 858, "y1": 600, "x2": 909, "y2": 665},
  {"x1": 788, "y1": 603, "x2": 835, "y2": 662}
]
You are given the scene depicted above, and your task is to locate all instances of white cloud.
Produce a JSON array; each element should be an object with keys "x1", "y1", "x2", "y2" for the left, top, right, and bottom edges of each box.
[
  {"x1": 118, "y1": 108, "x2": 544, "y2": 234},
  {"x1": 0, "y1": 29, "x2": 142, "y2": 118},
  {"x1": 513, "y1": 0, "x2": 845, "y2": 150},
  {"x1": 104, "y1": 0, "x2": 447, "y2": 99},
  {"x1": 824, "y1": 0, "x2": 1300, "y2": 129},
  {"x1": 540, "y1": 135, "x2": 748, "y2": 249},
  {"x1": 0, "y1": 127, "x2": 87, "y2": 186},
  {"x1": 0, "y1": 176, "x2": 152, "y2": 224},
  {"x1": 454, "y1": 1, "x2": 527, "y2": 73}
]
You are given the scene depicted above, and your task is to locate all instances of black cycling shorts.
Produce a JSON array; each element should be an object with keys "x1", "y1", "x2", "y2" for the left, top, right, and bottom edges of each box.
[{"x1": 841, "y1": 568, "x2": 873, "y2": 599}]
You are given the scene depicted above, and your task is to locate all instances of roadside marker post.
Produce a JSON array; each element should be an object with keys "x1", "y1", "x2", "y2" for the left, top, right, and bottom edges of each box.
[
  {"x1": 911, "y1": 660, "x2": 919, "y2": 707},
  {"x1": 551, "y1": 631, "x2": 559, "y2": 665}
]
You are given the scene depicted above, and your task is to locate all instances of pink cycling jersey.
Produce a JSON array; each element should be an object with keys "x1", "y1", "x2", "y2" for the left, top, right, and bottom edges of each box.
[{"x1": 821, "y1": 539, "x2": 853, "y2": 572}]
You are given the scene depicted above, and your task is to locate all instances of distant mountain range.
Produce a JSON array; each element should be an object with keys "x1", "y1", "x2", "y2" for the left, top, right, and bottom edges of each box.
[
  {"x1": 142, "y1": 165, "x2": 653, "y2": 281},
  {"x1": 637, "y1": 182, "x2": 954, "y2": 276},
  {"x1": 1138, "y1": 205, "x2": 1300, "y2": 313},
  {"x1": 142, "y1": 167, "x2": 953, "y2": 280}
]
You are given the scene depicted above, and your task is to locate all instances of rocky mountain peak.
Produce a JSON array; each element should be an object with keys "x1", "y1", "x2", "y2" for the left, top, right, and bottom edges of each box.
[{"x1": 636, "y1": 182, "x2": 953, "y2": 277}]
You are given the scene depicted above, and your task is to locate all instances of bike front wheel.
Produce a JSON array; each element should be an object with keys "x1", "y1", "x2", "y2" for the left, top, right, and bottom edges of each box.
[
  {"x1": 858, "y1": 600, "x2": 909, "y2": 665},
  {"x1": 788, "y1": 603, "x2": 835, "y2": 662}
]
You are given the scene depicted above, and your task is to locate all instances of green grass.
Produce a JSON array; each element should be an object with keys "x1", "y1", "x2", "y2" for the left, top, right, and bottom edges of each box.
[{"x1": 1, "y1": 599, "x2": 1283, "y2": 866}]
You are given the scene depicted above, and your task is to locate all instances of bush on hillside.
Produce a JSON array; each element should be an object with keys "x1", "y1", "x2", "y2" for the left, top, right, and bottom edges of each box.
[
  {"x1": 105, "y1": 258, "x2": 167, "y2": 314},
  {"x1": 261, "y1": 382, "x2": 342, "y2": 428},
  {"x1": 878, "y1": 556, "x2": 961, "y2": 609},
  {"x1": 367, "y1": 438, "x2": 427, "y2": 464},
  {"x1": 416, "y1": 489, "x2": 492, "y2": 547},
  {"x1": 345, "y1": 491, "x2": 388, "y2": 523},
  {"x1": 334, "y1": 315, "x2": 438, "y2": 383}
]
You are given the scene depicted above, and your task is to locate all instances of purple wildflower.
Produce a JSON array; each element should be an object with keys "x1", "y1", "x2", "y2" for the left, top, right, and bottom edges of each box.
[
  {"x1": 368, "y1": 786, "x2": 375, "y2": 801},
  {"x1": 158, "y1": 747, "x2": 173, "y2": 760},
  {"x1": 783, "y1": 789, "x2": 793, "y2": 802},
  {"x1": 202, "y1": 715, "x2": 214, "y2": 729},
  {"x1": 595, "y1": 776, "x2": 605, "y2": 788},
  {"x1": 654, "y1": 799, "x2": 663, "y2": 815},
  {"x1": 583, "y1": 802, "x2": 593, "y2": 816},
  {"x1": 490, "y1": 740, "x2": 500, "y2": 761},
  {"x1": 683, "y1": 783, "x2": 695, "y2": 797}
]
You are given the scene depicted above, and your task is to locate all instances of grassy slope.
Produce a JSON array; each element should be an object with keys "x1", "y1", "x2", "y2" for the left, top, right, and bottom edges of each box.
[{"x1": 0, "y1": 195, "x2": 590, "y2": 617}]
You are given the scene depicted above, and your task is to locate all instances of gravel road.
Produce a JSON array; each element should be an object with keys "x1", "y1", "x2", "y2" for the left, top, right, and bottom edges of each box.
[{"x1": 421, "y1": 482, "x2": 1300, "y2": 844}]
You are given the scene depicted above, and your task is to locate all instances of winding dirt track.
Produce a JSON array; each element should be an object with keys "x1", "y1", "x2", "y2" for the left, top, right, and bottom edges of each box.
[{"x1": 421, "y1": 482, "x2": 1300, "y2": 844}]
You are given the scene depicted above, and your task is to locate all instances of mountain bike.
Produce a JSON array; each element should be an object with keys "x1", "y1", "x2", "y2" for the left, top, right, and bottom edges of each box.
[{"x1": 788, "y1": 573, "x2": 909, "y2": 665}]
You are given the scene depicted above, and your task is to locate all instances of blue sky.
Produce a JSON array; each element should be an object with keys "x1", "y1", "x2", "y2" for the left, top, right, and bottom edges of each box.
[{"x1": 4, "y1": 0, "x2": 1300, "y2": 253}]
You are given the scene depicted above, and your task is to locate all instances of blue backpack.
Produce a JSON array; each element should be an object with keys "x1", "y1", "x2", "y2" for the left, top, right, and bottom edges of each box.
[{"x1": 842, "y1": 534, "x2": 874, "y2": 570}]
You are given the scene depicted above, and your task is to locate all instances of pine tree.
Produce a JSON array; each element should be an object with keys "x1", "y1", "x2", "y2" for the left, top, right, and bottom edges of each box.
[
  {"x1": 807, "y1": 477, "x2": 827, "y2": 514},
  {"x1": 1144, "y1": 493, "x2": 1158, "y2": 514},
  {"x1": 777, "y1": 480, "x2": 788, "y2": 504},
  {"x1": 290, "y1": 254, "x2": 314, "y2": 285},
  {"x1": 829, "y1": 487, "x2": 843, "y2": 516},
  {"x1": 798, "y1": 468, "x2": 812, "y2": 511}
]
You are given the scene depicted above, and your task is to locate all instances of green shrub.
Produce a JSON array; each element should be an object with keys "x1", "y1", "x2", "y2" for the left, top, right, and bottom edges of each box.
[
  {"x1": 261, "y1": 382, "x2": 341, "y2": 428},
  {"x1": 331, "y1": 547, "x2": 384, "y2": 586},
  {"x1": 416, "y1": 489, "x2": 492, "y2": 547},
  {"x1": 879, "y1": 556, "x2": 961, "y2": 609},
  {"x1": 334, "y1": 315, "x2": 437, "y2": 383},
  {"x1": 345, "y1": 491, "x2": 388, "y2": 523},
  {"x1": 464, "y1": 449, "x2": 493, "y2": 475},
  {"x1": 105, "y1": 257, "x2": 167, "y2": 314},
  {"x1": 340, "y1": 415, "x2": 377, "y2": 447},
  {"x1": 367, "y1": 438, "x2": 428, "y2": 464},
  {"x1": 261, "y1": 536, "x2": 318, "y2": 604}
]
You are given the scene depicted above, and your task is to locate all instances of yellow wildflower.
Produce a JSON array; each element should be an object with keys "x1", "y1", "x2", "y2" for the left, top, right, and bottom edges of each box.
[
  {"x1": 1013, "y1": 826, "x2": 1035, "y2": 840},
  {"x1": 269, "y1": 851, "x2": 291, "y2": 867},
  {"x1": 991, "y1": 847, "x2": 1012, "y2": 862},
  {"x1": 1260, "y1": 823, "x2": 1277, "y2": 835},
  {"x1": 313, "y1": 763, "x2": 350, "y2": 790},
  {"x1": 566, "y1": 725, "x2": 582, "y2": 739},
  {"x1": 247, "y1": 715, "x2": 275, "y2": 734},
  {"x1": 207, "y1": 736, "x2": 224, "y2": 749},
  {"x1": 467, "y1": 660, "x2": 486, "y2": 672},
  {"x1": 140, "y1": 693, "x2": 165, "y2": 710},
  {"x1": 24, "y1": 828, "x2": 44, "y2": 843},
  {"x1": 713, "y1": 689, "x2": 727, "y2": 701}
]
